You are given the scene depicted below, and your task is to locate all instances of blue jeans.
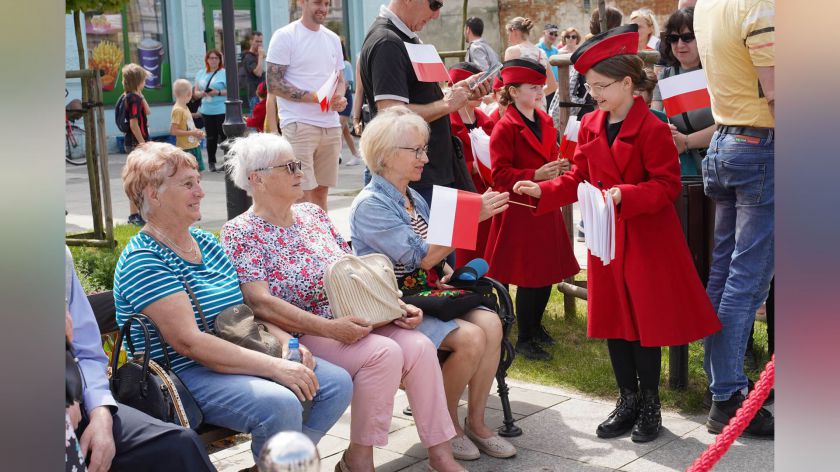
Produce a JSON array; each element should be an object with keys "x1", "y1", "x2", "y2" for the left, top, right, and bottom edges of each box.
[
  {"x1": 179, "y1": 359, "x2": 352, "y2": 459},
  {"x1": 701, "y1": 129, "x2": 774, "y2": 402}
]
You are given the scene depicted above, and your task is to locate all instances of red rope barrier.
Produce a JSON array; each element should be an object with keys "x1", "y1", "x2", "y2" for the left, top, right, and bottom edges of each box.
[{"x1": 686, "y1": 354, "x2": 775, "y2": 472}]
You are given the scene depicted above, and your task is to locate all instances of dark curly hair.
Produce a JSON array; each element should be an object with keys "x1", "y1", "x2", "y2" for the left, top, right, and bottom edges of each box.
[{"x1": 658, "y1": 8, "x2": 695, "y2": 68}]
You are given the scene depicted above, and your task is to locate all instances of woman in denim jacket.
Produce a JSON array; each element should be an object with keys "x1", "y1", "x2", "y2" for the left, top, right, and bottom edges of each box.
[{"x1": 350, "y1": 106, "x2": 518, "y2": 461}]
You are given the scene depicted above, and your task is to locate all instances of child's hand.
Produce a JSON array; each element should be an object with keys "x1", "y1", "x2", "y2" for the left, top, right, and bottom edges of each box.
[
  {"x1": 608, "y1": 187, "x2": 622, "y2": 205},
  {"x1": 193, "y1": 129, "x2": 206, "y2": 139},
  {"x1": 513, "y1": 180, "x2": 542, "y2": 198},
  {"x1": 535, "y1": 160, "x2": 561, "y2": 181}
]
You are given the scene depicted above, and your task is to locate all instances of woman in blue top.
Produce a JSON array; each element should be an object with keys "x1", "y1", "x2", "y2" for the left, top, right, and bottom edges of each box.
[
  {"x1": 113, "y1": 142, "x2": 352, "y2": 462},
  {"x1": 193, "y1": 49, "x2": 227, "y2": 172}
]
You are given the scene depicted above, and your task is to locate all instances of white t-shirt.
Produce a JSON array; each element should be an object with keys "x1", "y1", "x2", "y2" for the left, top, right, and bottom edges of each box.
[{"x1": 267, "y1": 20, "x2": 343, "y2": 129}]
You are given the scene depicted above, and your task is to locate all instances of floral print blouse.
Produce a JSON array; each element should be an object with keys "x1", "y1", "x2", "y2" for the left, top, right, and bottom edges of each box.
[{"x1": 220, "y1": 203, "x2": 350, "y2": 319}]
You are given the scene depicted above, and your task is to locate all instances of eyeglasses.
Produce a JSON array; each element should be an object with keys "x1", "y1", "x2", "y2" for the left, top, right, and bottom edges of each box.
[
  {"x1": 583, "y1": 79, "x2": 620, "y2": 95},
  {"x1": 564, "y1": 35, "x2": 578, "y2": 40},
  {"x1": 548, "y1": 32, "x2": 558, "y2": 36},
  {"x1": 255, "y1": 160, "x2": 303, "y2": 175},
  {"x1": 396, "y1": 145, "x2": 429, "y2": 160},
  {"x1": 665, "y1": 32, "x2": 695, "y2": 44},
  {"x1": 428, "y1": 0, "x2": 443, "y2": 11}
]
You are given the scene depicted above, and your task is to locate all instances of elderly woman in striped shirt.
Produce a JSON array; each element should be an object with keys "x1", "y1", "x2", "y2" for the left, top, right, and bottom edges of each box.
[{"x1": 112, "y1": 142, "x2": 353, "y2": 464}]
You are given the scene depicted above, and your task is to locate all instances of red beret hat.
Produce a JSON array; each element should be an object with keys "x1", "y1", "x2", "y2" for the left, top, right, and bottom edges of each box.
[
  {"x1": 571, "y1": 24, "x2": 639, "y2": 75},
  {"x1": 492, "y1": 75, "x2": 504, "y2": 91},
  {"x1": 500, "y1": 59, "x2": 546, "y2": 86},
  {"x1": 447, "y1": 62, "x2": 483, "y2": 86}
]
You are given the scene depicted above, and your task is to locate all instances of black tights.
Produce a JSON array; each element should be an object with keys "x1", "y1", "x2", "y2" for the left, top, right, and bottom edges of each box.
[
  {"x1": 515, "y1": 285, "x2": 553, "y2": 342},
  {"x1": 607, "y1": 339, "x2": 661, "y2": 392},
  {"x1": 203, "y1": 113, "x2": 226, "y2": 165}
]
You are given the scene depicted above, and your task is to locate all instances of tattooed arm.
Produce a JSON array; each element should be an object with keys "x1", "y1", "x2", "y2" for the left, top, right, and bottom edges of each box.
[{"x1": 266, "y1": 62, "x2": 318, "y2": 103}]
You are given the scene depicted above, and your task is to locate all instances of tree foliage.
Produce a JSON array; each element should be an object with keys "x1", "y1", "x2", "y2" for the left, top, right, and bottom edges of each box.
[{"x1": 66, "y1": 0, "x2": 128, "y2": 14}]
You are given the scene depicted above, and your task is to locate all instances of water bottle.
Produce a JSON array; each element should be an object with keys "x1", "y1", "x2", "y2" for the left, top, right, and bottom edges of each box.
[
  {"x1": 257, "y1": 431, "x2": 319, "y2": 472},
  {"x1": 285, "y1": 337, "x2": 312, "y2": 420},
  {"x1": 286, "y1": 337, "x2": 303, "y2": 363}
]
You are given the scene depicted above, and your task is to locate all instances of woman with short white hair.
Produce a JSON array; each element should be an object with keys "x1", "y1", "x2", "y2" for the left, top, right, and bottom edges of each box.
[
  {"x1": 350, "y1": 107, "x2": 518, "y2": 461},
  {"x1": 221, "y1": 133, "x2": 466, "y2": 472},
  {"x1": 114, "y1": 142, "x2": 353, "y2": 464}
]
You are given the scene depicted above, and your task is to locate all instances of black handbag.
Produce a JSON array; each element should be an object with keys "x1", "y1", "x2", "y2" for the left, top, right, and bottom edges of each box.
[
  {"x1": 399, "y1": 266, "x2": 497, "y2": 322},
  {"x1": 110, "y1": 314, "x2": 204, "y2": 430}
]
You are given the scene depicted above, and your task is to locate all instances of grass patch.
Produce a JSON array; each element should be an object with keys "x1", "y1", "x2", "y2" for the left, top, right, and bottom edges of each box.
[{"x1": 506, "y1": 273, "x2": 772, "y2": 414}]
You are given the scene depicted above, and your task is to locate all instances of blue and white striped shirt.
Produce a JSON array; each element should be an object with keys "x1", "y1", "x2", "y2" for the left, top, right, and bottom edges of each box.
[{"x1": 113, "y1": 228, "x2": 243, "y2": 373}]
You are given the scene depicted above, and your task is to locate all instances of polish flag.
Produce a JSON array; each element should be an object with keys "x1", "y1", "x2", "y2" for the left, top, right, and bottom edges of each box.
[
  {"x1": 468, "y1": 128, "x2": 493, "y2": 186},
  {"x1": 404, "y1": 42, "x2": 450, "y2": 83},
  {"x1": 427, "y1": 186, "x2": 484, "y2": 250},
  {"x1": 559, "y1": 117, "x2": 581, "y2": 159},
  {"x1": 316, "y1": 69, "x2": 340, "y2": 112},
  {"x1": 658, "y1": 69, "x2": 711, "y2": 117}
]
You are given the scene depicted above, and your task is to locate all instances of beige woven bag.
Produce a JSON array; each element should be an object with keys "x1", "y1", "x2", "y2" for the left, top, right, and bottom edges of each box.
[{"x1": 324, "y1": 253, "x2": 405, "y2": 327}]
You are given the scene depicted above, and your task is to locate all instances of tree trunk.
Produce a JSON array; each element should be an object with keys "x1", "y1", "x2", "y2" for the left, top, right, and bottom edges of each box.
[
  {"x1": 74, "y1": 10, "x2": 85, "y2": 70},
  {"x1": 460, "y1": 0, "x2": 469, "y2": 51}
]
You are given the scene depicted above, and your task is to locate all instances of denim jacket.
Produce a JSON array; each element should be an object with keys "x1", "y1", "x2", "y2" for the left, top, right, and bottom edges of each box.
[{"x1": 349, "y1": 174, "x2": 430, "y2": 272}]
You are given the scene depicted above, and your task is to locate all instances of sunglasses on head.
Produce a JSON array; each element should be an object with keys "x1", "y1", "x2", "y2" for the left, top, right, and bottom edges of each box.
[
  {"x1": 428, "y1": 0, "x2": 443, "y2": 11},
  {"x1": 665, "y1": 32, "x2": 695, "y2": 44}
]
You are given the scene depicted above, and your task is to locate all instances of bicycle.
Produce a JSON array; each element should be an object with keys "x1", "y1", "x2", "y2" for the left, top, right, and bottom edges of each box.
[{"x1": 65, "y1": 92, "x2": 87, "y2": 166}]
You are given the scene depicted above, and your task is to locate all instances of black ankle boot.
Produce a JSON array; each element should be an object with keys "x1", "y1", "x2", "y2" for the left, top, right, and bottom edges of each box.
[
  {"x1": 707, "y1": 391, "x2": 774, "y2": 438},
  {"x1": 631, "y1": 389, "x2": 662, "y2": 443},
  {"x1": 515, "y1": 339, "x2": 552, "y2": 361},
  {"x1": 535, "y1": 325, "x2": 557, "y2": 346},
  {"x1": 596, "y1": 388, "x2": 638, "y2": 438}
]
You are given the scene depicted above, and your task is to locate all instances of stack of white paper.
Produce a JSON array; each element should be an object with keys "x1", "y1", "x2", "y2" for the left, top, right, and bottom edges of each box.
[{"x1": 577, "y1": 181, "x2": 616, "y2": 265}]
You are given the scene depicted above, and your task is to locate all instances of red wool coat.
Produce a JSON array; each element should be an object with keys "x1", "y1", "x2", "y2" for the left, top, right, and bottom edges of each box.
[
  {"x1": 483, "y1": 106, "x2": 580, "y2": 287},
  {"x1": 451, "y1": 109, "x2": 496, "y2": 267},
  {"x1": 534, "y1": 96, "x2": 721, "y2": 346}
]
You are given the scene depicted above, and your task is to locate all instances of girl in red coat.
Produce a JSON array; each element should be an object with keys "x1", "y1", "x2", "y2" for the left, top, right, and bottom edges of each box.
[
  {"x1": 448, "y1": 63, "x2": 497, "y2": 267},
  {"x1": 514, "y1": 25, "x2": 721, "y2": 443},
  {"x1": 484, "y1": 59, "x2": 580, "y2": 361}
]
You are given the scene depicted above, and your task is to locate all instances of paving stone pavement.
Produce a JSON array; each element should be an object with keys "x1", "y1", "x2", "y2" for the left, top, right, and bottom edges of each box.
[{"x1": 209, "y1": 379, "x2": 774, "y2": 471}]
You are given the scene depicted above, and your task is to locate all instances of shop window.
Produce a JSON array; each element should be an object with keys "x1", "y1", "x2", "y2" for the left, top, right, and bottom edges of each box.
[{"x1": 85, "y1": 0, "x2": 171, "y2": 105}]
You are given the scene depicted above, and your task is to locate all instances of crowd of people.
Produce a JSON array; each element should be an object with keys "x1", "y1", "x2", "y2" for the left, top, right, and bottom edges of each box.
[{"x1": 70, "y1": 0, "x2": 774, "y2": 470}]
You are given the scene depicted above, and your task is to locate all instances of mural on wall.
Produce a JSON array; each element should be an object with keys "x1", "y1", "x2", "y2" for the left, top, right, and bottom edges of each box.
[{"x1": 84, "y1": 0, "x2": 172, "y2": 104}]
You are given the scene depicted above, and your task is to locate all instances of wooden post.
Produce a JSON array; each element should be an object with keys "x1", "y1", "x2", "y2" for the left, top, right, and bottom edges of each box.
[
  {"x1": 598, "y1": 0, "x2": 607, "y2": 33},
  {"x1": 93, "y1": 72, "x2": 115, "y2": 247},
  {"x1": 460, "y1": 0, "x2": 469, "y2": 51}
]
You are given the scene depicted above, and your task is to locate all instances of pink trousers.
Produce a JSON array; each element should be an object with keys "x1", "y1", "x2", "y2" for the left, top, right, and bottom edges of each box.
[{"x1": 303, "y1": 324, "x2": 455, "y2": 447}]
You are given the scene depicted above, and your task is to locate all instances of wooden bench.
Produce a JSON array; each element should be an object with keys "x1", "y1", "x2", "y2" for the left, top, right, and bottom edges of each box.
[{"x1": 90, "y1": 281, "x2": 522, "y2": 448}]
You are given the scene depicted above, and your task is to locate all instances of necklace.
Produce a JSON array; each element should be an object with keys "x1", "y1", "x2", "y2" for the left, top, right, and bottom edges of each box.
[{"x1": 144, "y1": 224, "x2": 201, "y2": 262}]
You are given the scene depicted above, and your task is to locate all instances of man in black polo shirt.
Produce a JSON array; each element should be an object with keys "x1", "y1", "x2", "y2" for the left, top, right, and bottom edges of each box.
[{"x1": 359, "y1": 0, "x2": 491, "y2": 205}]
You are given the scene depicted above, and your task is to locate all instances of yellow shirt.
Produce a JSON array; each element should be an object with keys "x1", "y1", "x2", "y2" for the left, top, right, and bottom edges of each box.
[
  {"x1": 694, "y1": 0, "x2": 775, "y2": 128},
  {"x1": 170, "y1": 104, "x2": 200, "y2": 149}
]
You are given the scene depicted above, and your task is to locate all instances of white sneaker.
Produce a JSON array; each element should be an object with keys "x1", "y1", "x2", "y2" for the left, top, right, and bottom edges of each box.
[{"x1": 344, "y1": 155, "x2": 362, "y2": 166}]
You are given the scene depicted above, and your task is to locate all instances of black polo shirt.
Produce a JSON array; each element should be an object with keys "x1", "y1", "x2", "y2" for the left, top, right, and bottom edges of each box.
[{"x1": 359, "y1": 16, "x2": 454, "y2": 189}]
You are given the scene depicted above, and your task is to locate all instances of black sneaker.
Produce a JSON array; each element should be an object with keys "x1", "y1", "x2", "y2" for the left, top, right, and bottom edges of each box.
[
  {"x1": 127, "y1": 213, "x2": 145, "y2": 226},
  {"x1": 209, "y1": 163, "x2": 219, "y2": 172},
  {"x1": 706, "y1": 391, "x2": 774, "y2": 438},
  {"x1": 631, "y1": 390, "x2": 662, "y2": 443},
  {"x1": 515, "y1": 339, "x2": 552, "y2": 361},
  {"x1": 703, "y1": 379, "x2": 774, "y2": 409},
  {"x1": 535, "y1": 325, "x2": 557, "y2": 346},
  {"x1": 596, "y1": 388, "x2": 638, "y2": 439}
]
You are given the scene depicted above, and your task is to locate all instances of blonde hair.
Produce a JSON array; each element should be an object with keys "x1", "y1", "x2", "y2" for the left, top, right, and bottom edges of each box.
[
  {"x1": 561, "y1": 27, "x2": 582, "y2": 45},
  {"x1": 172, "y1": 79, "x2": 193, "y2": 99},
  {"x1": 506, "y1": 17, "x2": 534, "y2": 35},
  {"x1": 122, "y1": 63, "x2": 148, "y2": 93},
  {"x1": 225, "y1": 133, "x2": 295, "y2": 195},
  {"x1": 360, "y1": 106, "x2": 429, "y2": 175},
  {"x1": 630, "y1": 8, "x2": 660, "y2": 42},
  {"x1": 122, "y1": 142, "x2": 198, "y2": 217}
]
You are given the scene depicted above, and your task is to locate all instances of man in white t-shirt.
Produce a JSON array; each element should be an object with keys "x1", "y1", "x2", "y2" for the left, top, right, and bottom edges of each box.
[{"x1": 266, "y1": 0, "x2": 347, "y2": 210}]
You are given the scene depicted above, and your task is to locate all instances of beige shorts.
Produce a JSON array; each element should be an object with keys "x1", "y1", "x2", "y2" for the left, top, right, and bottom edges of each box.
[{"x1": 281, "y1": 122, "x2": 342, "y2": 190}]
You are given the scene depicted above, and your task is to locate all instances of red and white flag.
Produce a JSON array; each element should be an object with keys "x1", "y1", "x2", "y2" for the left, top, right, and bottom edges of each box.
[
  {"x1": 403, "y1": 42, "x2": 449, "y2": 83},
  {"x1": 468, "y1": 128, "x2": 493, "y2": 186},
  {"x1": 658, "y1": 69, "x2": 711, "y2": 117},
  {"x1": 559, "y1": 116, "x2": 581, "y2": 159},
  {"x1": 427, "y1": 186, "x2": 483, "y2": 250},
  {"x1": 316, "y1": 70, "x2": 340, "y2": 112}
]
